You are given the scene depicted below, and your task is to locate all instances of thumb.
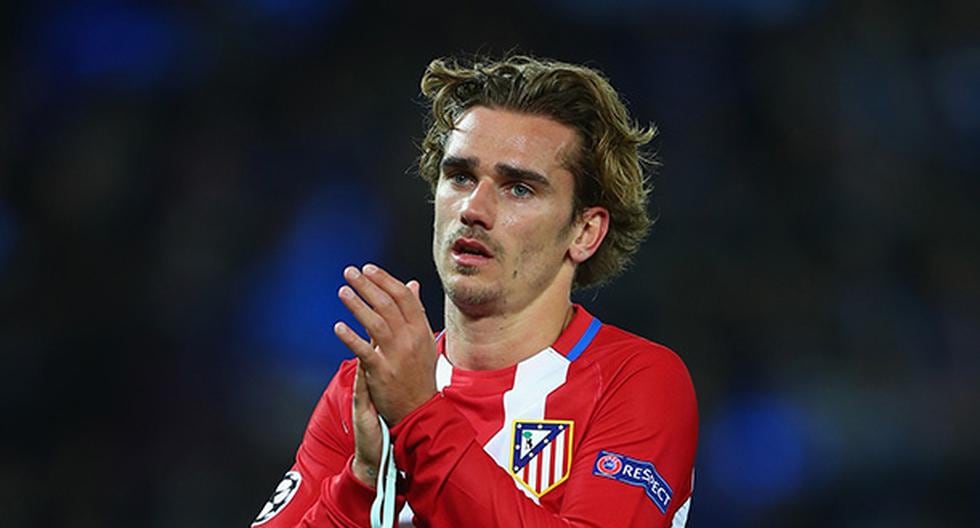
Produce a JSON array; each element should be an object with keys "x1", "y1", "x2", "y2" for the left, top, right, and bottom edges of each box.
[{"x1": 353, "y1": 360, "x2": 375, "y2": 415}]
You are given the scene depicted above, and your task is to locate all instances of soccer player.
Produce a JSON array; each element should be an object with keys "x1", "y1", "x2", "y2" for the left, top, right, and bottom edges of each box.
[{"x1": 252, "y1": 56, "x2": 698, "y2": 527}]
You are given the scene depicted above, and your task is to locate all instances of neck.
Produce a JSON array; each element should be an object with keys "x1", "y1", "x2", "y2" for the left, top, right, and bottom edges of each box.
[{"x1": 443, "y1": 289, "x2": 574, "y2": 371}]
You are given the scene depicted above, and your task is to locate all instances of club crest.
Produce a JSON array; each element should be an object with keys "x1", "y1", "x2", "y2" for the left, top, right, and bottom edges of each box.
[{"x1": 509, "y1": 419, "x2": 573, "y2": 497}]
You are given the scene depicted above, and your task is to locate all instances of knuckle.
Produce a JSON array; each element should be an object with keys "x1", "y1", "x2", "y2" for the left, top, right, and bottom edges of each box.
[
  {"x1": 375, "y1": 327, "x2": 394, "y2": 342},
  {"x1": 363, "y1": 314, "x2": 385, "y2": 332},
  {"x1": 375, "y1": 295, "x2": 393, "y2": 309},
  {"x1": 393, "y1": 284, "x2": 410, "y2": 299},
  {"x1": 366, "y1": 322, "x2": 391, "y2": 341}
]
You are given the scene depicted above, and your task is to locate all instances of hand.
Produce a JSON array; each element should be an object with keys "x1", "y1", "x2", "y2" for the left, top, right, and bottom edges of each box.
[
  {"x1": 351, "y1": 360, "x2": 381, "y2": 488},
  {"x1": 333, "y1": 264, "x2": 438, "y2": 425}
]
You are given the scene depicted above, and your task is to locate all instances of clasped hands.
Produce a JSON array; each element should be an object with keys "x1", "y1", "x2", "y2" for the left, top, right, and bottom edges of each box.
[{"x1": 332, "y1": 264, "x2": 438, "y2": 487}]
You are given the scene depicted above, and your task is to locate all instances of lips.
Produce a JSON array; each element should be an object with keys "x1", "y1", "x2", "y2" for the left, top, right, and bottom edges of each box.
[
  {"x1": 450, "y1": 236, "x2": 494, "y2": 266},
  {"x1": 451, "y1": 237, "x2": 493, "y2": 258}
]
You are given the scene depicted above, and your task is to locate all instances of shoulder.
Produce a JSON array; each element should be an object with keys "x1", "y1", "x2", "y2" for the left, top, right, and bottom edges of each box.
[
  {"x1": 573, "y1": 322, "x2": 697, "y2": 414},
  {"x1": 583, "y1": 323, "x2": 692, "y2": 383}
]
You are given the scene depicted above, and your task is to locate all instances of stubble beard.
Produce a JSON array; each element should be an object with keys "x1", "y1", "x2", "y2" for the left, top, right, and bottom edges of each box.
[
  {"x1": 444, "y1": 263, "x2": 503, "y2": 309},
  {"x1": 433, "y1": 213, "x2": 576, "y2": 316},
  {"x1": 435, "y1": 228, "x2": 506, "y2": 312}
]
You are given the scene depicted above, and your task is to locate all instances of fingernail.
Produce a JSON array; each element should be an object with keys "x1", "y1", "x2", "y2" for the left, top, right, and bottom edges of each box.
[
  {"x1": 339, "y1": 286, "x2": 353, "y2": 298},
  {"x1": 345, "y1": 266, "x2": 360, "y2": 278},
  {"x1": 363, "y1": 263, "x2": 378, "y2": 275}
]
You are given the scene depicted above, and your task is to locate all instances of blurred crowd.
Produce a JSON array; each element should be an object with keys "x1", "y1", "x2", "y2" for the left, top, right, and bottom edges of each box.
[{"x1": 1, "y1": 0, "x2": 977, "y2": 526}]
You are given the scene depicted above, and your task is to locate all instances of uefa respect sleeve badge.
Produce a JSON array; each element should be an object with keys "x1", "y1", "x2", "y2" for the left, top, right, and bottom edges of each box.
[
  {"x1": 509, "y1": 420, "x2": 573, "y2": 497},
  {"x1": 592, "y1": 450, "x2": 673, "y2": 514}
]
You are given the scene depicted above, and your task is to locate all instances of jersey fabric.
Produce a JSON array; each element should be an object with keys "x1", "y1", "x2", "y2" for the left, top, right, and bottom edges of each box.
[{"x1": 252, "y1": 305, "x2": 698, "y2": 527}]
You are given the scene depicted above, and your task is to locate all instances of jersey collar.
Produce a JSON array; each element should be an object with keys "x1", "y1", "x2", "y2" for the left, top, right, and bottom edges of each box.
[{"x1": 435, "y1": 304, "x2": 603, "y2": 363}]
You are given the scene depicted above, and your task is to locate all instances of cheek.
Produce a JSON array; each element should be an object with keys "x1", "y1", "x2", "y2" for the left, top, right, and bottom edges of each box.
[
  {"x1": 508, "y1": 217, "x2": 564, "y2": 261},
  {"x1": 433, "y1": 196, "x2": 454, "y2": 232}
]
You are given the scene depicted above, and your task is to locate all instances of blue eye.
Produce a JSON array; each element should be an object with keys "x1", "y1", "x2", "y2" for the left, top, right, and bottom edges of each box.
[
  {"x1": 511, "y1": 183, "x2": 532, "y2": 198},
  {"x1": 449, "y1": 172, "x2": 471, "y2": 186}
]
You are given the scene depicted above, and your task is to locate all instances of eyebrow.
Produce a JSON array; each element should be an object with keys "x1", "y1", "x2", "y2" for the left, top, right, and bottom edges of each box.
[
  {"x1": 441, "y1": 156, "x2": 478, "y2": 173},
  {"x1": 441, "y1": 155, "x2": 552, "y2": 189},
  {"x1": 495, "y1": 163, "x2": 551, "y2": 188}
]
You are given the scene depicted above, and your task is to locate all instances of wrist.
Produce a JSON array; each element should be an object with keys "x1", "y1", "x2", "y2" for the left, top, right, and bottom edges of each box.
[
  {"x1": 351, "y1": 457, "x2": 378, "y2": 489},
  {"x1": 386, "y1": 389, "x2": 439, "y2": 425}
]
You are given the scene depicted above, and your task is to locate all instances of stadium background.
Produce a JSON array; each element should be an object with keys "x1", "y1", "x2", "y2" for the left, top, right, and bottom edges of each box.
[{"x1": 1, "y1": 0, "x2": 978, "y2": 526}]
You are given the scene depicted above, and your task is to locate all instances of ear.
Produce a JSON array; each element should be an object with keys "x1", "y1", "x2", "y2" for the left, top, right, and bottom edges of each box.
[{"x1": 568, "y1": 206, "x2": 609, "y2": 265}]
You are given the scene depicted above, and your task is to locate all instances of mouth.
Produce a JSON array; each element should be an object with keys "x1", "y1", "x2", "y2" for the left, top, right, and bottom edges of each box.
[{"x1": 450, "y1": 237, "x2": 494, "y2": 266}]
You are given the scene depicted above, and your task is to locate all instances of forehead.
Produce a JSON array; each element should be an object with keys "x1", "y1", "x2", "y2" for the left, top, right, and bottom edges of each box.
[{"x1": 444, "y1": 107, "x2": 580, "y2": 174}]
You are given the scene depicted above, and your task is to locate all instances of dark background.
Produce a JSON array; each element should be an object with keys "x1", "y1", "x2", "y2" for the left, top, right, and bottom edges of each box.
[{"x1": 2, "y1": 0, "x2": 978, "y2": 526}]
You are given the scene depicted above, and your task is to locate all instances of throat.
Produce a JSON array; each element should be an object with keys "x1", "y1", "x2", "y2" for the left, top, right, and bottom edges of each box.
[{"x1": 443, "y1": 303, "x2": 575, "y2": 371}]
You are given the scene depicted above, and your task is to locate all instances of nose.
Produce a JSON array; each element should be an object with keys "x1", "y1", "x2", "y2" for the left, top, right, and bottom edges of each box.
[{"x1": 460, "y1": 179, "x2": 496, "y2": 230}]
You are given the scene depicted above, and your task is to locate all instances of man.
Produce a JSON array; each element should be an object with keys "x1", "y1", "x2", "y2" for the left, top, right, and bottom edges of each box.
[{"x1": 252, "y1": 55, "x2": 697, "y2": 527}]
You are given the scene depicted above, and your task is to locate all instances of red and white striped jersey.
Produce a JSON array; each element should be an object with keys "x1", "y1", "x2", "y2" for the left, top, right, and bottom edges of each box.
[{"x1": 252, "y1": 305, "x2": 698, "y2": 527}]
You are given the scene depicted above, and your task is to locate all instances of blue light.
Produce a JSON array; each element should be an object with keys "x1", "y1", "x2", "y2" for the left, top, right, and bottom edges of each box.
[
  {"x1": 701, "y1": 393, "x2": 811, "y2": 509},
  {"x1": 240, "y1": 182, "x2": 385, "y2": 373},
  {"x1": 35, "y1": 5, "x2": 184, "y2": 89}
]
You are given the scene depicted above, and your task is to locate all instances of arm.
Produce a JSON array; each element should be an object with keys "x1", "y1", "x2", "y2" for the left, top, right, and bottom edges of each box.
[
  {"x1": 390, "y1": 351, "x2": 698, "y2": 527},
  {"x1": 250, "y1": 360, "x2": 381, "y2": 527},
  {"x1": 333, "y1": 263, "x2": 697, "y2": 526}
]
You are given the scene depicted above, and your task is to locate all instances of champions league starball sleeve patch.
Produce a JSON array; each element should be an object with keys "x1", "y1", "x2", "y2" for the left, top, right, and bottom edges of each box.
[
  {"x1": 592, "y1": 450, "x2": 673, "y2": 514},
  {"x1": 252, "y1": 471, "x2": 301, "y2": 526}
]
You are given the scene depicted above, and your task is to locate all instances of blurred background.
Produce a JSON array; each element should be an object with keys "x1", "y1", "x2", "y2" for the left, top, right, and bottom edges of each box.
[{"x1": 2, "y1": 0, "x2": 978, "y2": 526}]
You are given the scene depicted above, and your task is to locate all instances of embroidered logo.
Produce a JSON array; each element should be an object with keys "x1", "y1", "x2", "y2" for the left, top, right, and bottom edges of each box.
[
  {"x1": 592, "y1": 450, "x2": 673, "y2": 514},
  {"x1": 509, "y1": 420, "x2": 574, "y2": 497}
]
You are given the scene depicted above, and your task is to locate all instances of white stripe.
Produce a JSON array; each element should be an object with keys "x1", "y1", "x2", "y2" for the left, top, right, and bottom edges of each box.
[
  {"x1": 435, "y1": 354, "x2": 452, "y2": 390},
  {"x1": 671, "y1": 496, "x2": 691, "y2": 528},
  {"x1": 552, "y1": 431, "x2": 564, "y2": 485},
  {"x1": 527, "y1": 452, "x2": 538, "y2": 492},
  {"x1": 539, "y1": 437, "x2": 552, "y2": 490},
  {"x1": 670, "y1": 469, "x2": 694, "y2": 527},
  {"x1": 482, "y1": 348, "x2": 570, "y2": 502}
]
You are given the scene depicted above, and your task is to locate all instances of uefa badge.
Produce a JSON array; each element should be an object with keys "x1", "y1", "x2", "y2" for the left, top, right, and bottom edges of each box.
[
  {"x1": 252, "y1": 471, "x2": 301, "y2": 525},
  {"x1": 509, "y1": 420, "x2": 574, "y2": 497}
]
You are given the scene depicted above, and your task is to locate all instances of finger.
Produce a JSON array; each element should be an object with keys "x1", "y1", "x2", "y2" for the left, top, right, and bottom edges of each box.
[
  {"x1": 334, "y1": 321, "x2": 380, "y2": 368},
  {"x1": 407, "y1": 279, "x2": 421, "y2": 300},
  {"x1": 344, "y1": 265, "x2": 405, "y2": 327},
  {"x1": 338, "y1": 284, "x2": 392, "y2": 343},
  {"x1": 407, "y1": 279, "x2": 427, "y2": 314},
  {"x1": 362, "y1": 263, "x2": 427, "y2": 324}
]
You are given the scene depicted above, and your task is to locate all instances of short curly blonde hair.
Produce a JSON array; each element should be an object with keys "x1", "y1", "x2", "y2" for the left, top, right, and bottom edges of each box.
[{"x1": 419, "y1": 55, "x2": 657, "y2": 289}]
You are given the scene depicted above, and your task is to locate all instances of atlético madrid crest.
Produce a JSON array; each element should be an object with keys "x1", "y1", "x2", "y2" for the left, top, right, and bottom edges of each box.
[{"x1": 509, "y1": 419, "x2": 574, "y2": 497}]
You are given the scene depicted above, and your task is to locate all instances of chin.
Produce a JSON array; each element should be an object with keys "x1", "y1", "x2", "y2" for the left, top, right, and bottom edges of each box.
[{"x1": 443, "y1": 275, "x2": 503, "y2": 312}]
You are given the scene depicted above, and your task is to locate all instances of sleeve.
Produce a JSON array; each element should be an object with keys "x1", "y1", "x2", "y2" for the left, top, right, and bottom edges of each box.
[
  {"x1": 389, "y1": 348, "x2": 698, "y2": 528},
  {"x1": 250, "y1": 360, "x2": 384, "y2": 528},
  {"x1": 562, "y1": 350, "x2": 698, "y2": 526}
]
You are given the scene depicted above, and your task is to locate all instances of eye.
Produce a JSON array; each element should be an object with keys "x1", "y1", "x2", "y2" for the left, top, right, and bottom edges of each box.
[
  {"x1": 447, "y1": 172, "x2": 473, "y2": 186},
  {"x1": 510, "y1": 183, "x2": 533, "y2": 198}
]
